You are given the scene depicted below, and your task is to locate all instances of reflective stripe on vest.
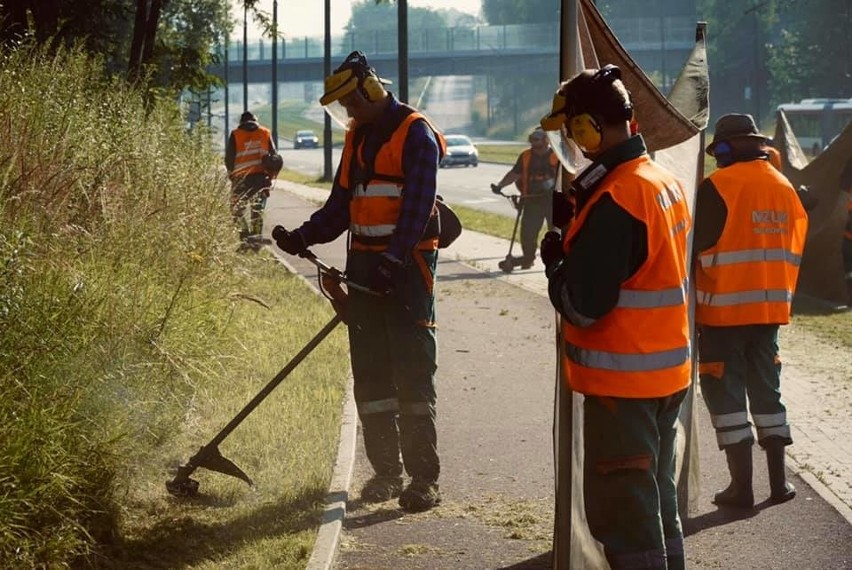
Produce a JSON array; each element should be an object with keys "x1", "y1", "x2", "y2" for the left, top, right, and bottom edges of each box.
[
  {"x1": 700, "y1": 248, "x2": 802, "y2": 267},
  {"x1": 560, "y1": 155, "x2": 692, "y2": 399},
  {"x1": 564, "y1": 342, "x2": 690, "y2": 372},
  {"x1": 696, "y1": 160, "x2": 808, "y2": 326}
]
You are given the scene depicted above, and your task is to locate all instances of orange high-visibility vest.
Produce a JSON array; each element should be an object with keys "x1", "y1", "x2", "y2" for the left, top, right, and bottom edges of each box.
[
  {"x1": 695, "y1": 160, "x2": 808, "y2": 326},
  {"x1": 560, "y1": 156, "x2": 692, "y2": 398},
  {"x1": 340, "y1": 109, "x2": 446, "y2": 252},
  {"x1": 232, "y1": 126, "x2": 272, "y2": 176},
  {"x1": 515, "y1": 148, "x2": 559, "y2": 196}
]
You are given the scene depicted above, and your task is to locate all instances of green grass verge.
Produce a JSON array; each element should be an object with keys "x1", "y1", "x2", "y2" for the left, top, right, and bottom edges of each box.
[
  {"x1": 1, "y1": 46, "x2": 349, "y2": 568},
  {"x1": 107, "y1": 252, "x2": 350, "y2": 568}
]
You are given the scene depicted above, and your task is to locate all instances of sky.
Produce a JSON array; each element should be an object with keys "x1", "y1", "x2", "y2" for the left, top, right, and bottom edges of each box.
[{"x1": 231, "y1": 0, "x2": 482, "y2": 40}]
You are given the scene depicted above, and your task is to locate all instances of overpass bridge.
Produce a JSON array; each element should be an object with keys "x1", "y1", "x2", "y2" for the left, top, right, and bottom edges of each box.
[{"x1": 209, "y1": 18, "x2": 696, "y2": 86}]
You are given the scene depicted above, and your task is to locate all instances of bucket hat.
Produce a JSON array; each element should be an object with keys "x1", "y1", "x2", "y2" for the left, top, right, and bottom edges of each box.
[{"x1": 706, "y1": 113, "x2": 767, "y2": 156}]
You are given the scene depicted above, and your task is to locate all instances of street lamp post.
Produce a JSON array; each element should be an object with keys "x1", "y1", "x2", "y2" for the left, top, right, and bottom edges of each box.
[{"x1": 272, "y1": 0, "x2": 279, "y2": 146}]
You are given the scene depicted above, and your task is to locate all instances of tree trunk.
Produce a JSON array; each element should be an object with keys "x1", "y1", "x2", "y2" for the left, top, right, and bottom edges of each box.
[
  {"x1": 128, "y1": 0, "x2": 148, "y2": 81},
  {"x1": 140, "y1": 0, "x2": 165, "y2": 68}
]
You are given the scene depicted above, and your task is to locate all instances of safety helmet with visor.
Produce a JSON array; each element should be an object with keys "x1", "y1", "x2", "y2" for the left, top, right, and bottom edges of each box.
[
  {"x1": 320, "y1": 50, "x2": 392, "y2": 130},
  {"x1": 540, "y1": 65, "x2": 634, "y2": 173}
]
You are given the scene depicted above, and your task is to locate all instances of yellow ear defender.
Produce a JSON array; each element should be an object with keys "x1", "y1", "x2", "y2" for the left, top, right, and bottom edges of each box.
[
  {"x1": 358, "y1": 71, "x2": 387, "y2": 103},
  {"x1": 568, "y1": 113, "x2": 603, "y2": 152},
  {"x1": 540, "y1": 64, "x2": 632, "y2": 153}
]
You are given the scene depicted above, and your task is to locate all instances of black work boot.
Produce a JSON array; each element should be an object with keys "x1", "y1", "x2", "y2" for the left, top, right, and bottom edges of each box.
[
  {"x1": 399, "y1": 479, "x2": 441, "y2": 512},
  {"x1": 764, "y1": 438, "x2": 796, "y2": 504},
  {"x1": 360, "y1": 475, "x2": 404, "y2": 503},
  {"x1": 713, "y1": 442, "x2": 754, "y2": 508}
]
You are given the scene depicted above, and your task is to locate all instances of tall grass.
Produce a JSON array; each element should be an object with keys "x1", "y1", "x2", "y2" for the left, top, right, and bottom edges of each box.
[{"x1": 0, "y1": 45, "x2": 349, "y2": 567}]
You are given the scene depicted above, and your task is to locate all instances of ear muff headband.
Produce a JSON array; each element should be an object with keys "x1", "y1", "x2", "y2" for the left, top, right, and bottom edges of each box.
[{"x1": 568, "y1": 114, "x2": 602, "y2": 152}]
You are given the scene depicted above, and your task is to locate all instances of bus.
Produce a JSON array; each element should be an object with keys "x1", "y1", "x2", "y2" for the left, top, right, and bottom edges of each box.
[{"x1": 776, "y1": 98, "x2": 852, "y2": 155}]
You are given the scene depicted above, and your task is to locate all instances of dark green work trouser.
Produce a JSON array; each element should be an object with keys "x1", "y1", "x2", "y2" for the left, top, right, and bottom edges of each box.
[
  {"x1": 346, "y1": 249, "x2": 439, "y2": 483},
  {"x1": 583, "y1": 389, "x2": 688, "y2": 570},
  {"x1": 698, "y1": 324, "x2": 792, "y2": 450},
  {"x1": 519, "y1": 192, "x2": 553, "y2": 262}
]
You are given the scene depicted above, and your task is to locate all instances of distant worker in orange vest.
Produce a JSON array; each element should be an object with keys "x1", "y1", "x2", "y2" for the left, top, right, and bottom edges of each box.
[
  {"x1": 841, "y1": 157, "x2": 852, "y2": 305},
  {"x1": 490, "y1": 127, "x2": 560, "y2": 269},
  {"x1": 694, "y1": 113, "x2": 808, "y2": 509},
  {"x1": 539, "y1": 65, "x2": 693, "y2": 570},
  {"x1": 225, "y1": 111, "x2": 278, "y2": 241}
]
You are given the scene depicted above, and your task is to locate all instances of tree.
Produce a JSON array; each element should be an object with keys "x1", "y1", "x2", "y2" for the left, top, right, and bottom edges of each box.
[{"x1": 0, "y1": 0, "x2": 233, "y2": 96}]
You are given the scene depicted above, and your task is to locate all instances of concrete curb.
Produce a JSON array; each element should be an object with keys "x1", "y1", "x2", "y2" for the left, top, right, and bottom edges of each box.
[
  {"x1": 306, "y1": 383, "x2": 357, "y2": 570},
  {"x1": 785, "y1": 452, "x2": 852, "y2": 526}
]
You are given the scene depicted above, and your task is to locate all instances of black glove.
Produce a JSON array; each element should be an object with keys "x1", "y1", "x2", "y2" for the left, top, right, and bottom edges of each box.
[
  {"x1": 552, "y1": 191, "x2": 575, "y2": 227},
  {"x1": 491, "y1": 183, "x2": 502, "y2": 195},
  {"x1": 370, "y1": 255, "x2": 402, "y2": 295},
  {"x1": 272, "y1": 225, "x2": 307, "y2": 256},
  {"x1": 540, "y1": 231, "x2": 564, "y2": 271}
]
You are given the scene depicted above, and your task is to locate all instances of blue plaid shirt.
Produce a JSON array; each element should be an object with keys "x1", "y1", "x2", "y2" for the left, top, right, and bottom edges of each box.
[{"x1": 296, "y1": 96, "x2": 440, "y2": 262}]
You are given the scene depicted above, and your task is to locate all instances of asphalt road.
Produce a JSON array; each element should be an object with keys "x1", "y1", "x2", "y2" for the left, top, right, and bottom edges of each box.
[{"x1": 279, "y1": 146, "x2": 519, "y2": 218}]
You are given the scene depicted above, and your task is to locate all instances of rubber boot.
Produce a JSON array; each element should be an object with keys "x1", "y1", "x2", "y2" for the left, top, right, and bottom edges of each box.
[
  {"x1": 765, "y1": 439, "x2": 796, "y2": 504},
  {"x1": 713, "y1": 442, "x2": 754, "y2": 508}
]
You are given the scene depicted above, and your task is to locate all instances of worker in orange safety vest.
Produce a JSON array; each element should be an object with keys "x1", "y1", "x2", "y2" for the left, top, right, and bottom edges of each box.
[
  {"x1": 693, "y1": 113, "x2": 808, "y2": 509},
  {"x1": 273, "y1": 51, "x2": 448, "y2": 513},
  {"x1": 225, "y1": 111, "x2": 277, "y2": 241},
  {"x1": 490, "y1": 128, "x2": 561, "y2": 269},
  {"x1": 539, "y1": 65, "x2": 692, "y2": 570}
]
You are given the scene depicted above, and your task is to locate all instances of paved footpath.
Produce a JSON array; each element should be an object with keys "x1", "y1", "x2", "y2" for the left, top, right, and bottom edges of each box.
[{"x1": 265, "y1": 182, "x2": 852, "y2": 569}]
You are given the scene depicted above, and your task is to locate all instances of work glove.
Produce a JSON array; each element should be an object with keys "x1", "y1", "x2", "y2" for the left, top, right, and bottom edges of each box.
[
  {"x1": 540, "y1": 231, "x2": 564, "y2": 273},
  {"x1": 490, "y1": 183, "x2": 502, "y2": 195},
  {"x1": 552, "y1": 191, "x2": 575, "y2": 227},
  {"x1": 370, "y1": 254, "x2": 402, "y2": 295},
  {"x1": 272, "y1": 225, "x2": 307, "y2": 256}
]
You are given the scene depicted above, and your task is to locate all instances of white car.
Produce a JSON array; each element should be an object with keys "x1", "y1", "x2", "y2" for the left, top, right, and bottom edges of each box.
[
  {"x1": 440, "y1": 134, "x2": 479, "y2": 168},
  {"x1": 294, "y1": 129, "x2": 319, "y2": 149}
]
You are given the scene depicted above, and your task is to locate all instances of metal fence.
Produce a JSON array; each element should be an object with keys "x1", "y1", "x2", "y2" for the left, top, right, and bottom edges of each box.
[{"x1": 224, "y1": 18, "x2": 694, "y2": 62}]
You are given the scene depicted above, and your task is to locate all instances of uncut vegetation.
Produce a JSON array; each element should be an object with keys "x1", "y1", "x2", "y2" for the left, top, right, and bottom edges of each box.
[{"x1": 0, "y1": 46, "x2": 349, "y2": 567}]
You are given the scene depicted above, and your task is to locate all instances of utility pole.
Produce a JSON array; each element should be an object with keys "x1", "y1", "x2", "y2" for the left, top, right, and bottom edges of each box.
[
  {"x1": 224, "y1": 35, "x2": 230, "y2": 149},
  {"x1": 271, "y1": 0, "x2": 279, "y2": 146},
  {"x1": 744, "y1": 0, "x2": 770, "y2": 127},
  {"x1": 322, "y1": 0, "x2": 333, "y2": 181},
  {"x1": 398, "y1": 0, "x2": 409, "y2": 103},
  {"x1": 242, "y1": 3, "x2": 248, "y2": 111}
]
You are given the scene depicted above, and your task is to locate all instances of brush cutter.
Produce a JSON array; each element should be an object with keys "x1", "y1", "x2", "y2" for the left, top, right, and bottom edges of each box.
[
  {"x1": 492, "y1": 184, "x2": 524, "y2": 274},
  {"x1": 165, "y1": 246, "x2": 372, "y2": 497}
]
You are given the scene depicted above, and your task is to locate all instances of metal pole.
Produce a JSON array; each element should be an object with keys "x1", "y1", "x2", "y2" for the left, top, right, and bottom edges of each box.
[
  {"x1": 243, "y1": 3, "x2": 248, "y2": 111},
  {"x1": 322, "y1": 0, "x2": 333, "y2": 181},
  {"x1": 398, "y1": 0, "x2": 409, "y2": 103},
  {"x1": 554, "y1": 1, "x2": 579, "y2": 568},
  {"x1": 224, "y1": 35, "x2": 230, "y2": 149},
  {"x1": 272, "y1": 0, "x2": 279, "y2": 147}
]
